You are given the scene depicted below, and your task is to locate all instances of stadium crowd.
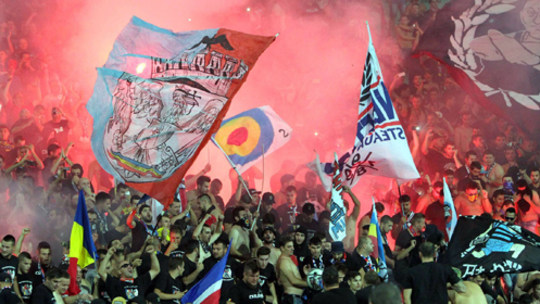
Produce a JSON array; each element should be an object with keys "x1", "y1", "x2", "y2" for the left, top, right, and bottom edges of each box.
[{"x1": 0, "y1": 0, "x2": 540, "y2": 303}]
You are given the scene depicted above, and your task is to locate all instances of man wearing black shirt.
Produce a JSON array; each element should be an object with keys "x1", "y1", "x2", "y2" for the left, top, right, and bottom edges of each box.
[
  {"x1": 154, "y1": 257, "x2": 185, "y2": 303},
  {"x1": 98, "y1": 246, "x2": 160, "y2": 301},
  {"x1": 129, "y1": 204, "x2": 155, "y2": 252},
  {"x1": 0, "y1": 235, "x2": 18, "y2": 281},
  {"x1": 312, "y1": 266, "x2": 355, "y2": 304},
  {"x1": 229, "y1": 260, "x2": 265, "y2": 304},
  {"x1": 15, "y1": 252, "x2": 33, "y2": 303},
  {"x1": 29, "y1": 242, "x2": 53, "y2": 288},
  {"x1": 256, "y1": 247, "x2": 278, "y2": 304},
  {"x1": 31, "y1": 267, "x2": 68, "y2": 304},
  {"x1": 299, "y1": 236, "x2": 328, "y2": 278},
  {"x1": 346, "y1": 236, "x2": 377, "y2": 273},
  {"x1": 201, "y1": 238, "x2": 239, "y2": 304},
  {"x1": 403, "y1": 242, "x2": 466, "y2": 304},
  {"x1": 182, "y1": 240, "x2": 204, "y2": 289},
  {"x1": 0, "y1": 272, "x2": 21, "y2": 303}
]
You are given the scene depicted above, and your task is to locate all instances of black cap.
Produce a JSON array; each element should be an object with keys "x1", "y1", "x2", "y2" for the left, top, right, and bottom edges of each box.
[
  {"x1": 262, "y1": 192, "x2": 275, "y2": 204},
  {"x1": 240, "y1": 193, "x2": 252, "y2": 204},
  {"x1": 302, "y1": 202, "x2": 315, "y2": 215},
  {"x1": 263, "y1": 226, "x2": 277, "y2": 235},
  {"x1": 0, "y1": 272, "x2": 12, "y2": 283}
]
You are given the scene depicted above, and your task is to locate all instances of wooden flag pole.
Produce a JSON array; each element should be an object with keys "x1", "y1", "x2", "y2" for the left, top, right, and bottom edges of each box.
[{"x1": 211, "y1": 137, "x2": 252, "y2": 200}]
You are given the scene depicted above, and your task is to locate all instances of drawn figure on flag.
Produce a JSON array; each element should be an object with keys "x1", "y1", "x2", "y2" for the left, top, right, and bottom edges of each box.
[
  {"x1": 462, "y1": 221, "x2": 526, "y2": 259},
  {"x1": 103, "y1": 41, "x2": 244, "y2": 183}
]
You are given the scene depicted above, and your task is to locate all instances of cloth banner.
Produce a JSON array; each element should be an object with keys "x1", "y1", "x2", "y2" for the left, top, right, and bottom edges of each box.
[
  {"x1": 369, "y1": 197, "x2": 388, "y2": 280},
  {"x1": 415, "y1": 0, "x2": 540, "y2": 142},
  {"x1": 442, "y1": 216, "x2": 540, "y2": 278},
  {"x1": 329, "y1": 153, "x2": 347, "y2": 242},
  {"x1": 345, "y1": 26, "x2": 419, "y2": 187},
  {"x1": 212, "y1": 105, "x2": 292, "y2": 174},
  {"x1": 87, "y1": 17, "x2": 274, "y2": 206}
]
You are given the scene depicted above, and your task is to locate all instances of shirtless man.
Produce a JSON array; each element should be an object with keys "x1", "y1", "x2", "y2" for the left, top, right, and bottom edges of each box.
[
  {"x1": 277, "y1": 235, "x2": 307, "y2": 304},
  {"x1": 454, "y1": 181, "x2": 492, "y2": 216},
  {"x1": 340, "y1": 186, "x2": 361, "y2": 252},
  {"x1": 228, "y1": 207, "x2": 254, "y2": 260},
  {"x1": 186, "y1": 175, "x2": 215, "y2": 223},
  {"x1": 481, "y1": 151, "x2": 504, "y2": 197}
]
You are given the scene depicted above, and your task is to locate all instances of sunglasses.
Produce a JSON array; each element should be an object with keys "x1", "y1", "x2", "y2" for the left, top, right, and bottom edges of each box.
[
  {"x1": 505, "y1": 216, "x2": 515, "y2": 221},
  {"x1": 120, "y1": 264, "x2": 133, "y2": 268}
]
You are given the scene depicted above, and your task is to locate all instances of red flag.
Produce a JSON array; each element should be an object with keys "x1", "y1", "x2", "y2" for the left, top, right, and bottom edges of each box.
[{"x1": 88, "y1": 17, "x2": 275, "y2": 206}]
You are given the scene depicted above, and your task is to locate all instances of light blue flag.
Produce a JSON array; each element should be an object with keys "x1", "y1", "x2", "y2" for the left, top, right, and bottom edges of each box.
[{"x1": 443, "y1": 177, "x2": 458, "y2": 240}]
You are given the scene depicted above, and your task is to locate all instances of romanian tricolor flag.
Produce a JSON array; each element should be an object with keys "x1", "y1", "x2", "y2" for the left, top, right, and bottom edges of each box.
[
  {"x1": 369, "y1": 197, "x2": 387, "y2": 280},
  {"x1": 69, "y1": 190, "x2": 98, "y2": 268}
]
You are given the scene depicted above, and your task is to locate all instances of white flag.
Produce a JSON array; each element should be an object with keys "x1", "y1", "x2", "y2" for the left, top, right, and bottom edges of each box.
[
  {"x1": 329, "y1": 153, "x2": 347, "y2": 242},
  {"x1": 343, "y1": 25, "x2": 419, "y2": 187}
]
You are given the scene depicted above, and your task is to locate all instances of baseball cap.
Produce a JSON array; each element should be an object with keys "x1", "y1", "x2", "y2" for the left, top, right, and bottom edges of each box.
[
  {"x1": 262, "y1": 192, "x2": 275, "y2": 204},
  {"x1": 302, "y1": 202, "x2": 315, "y2": 215},
  {"x1": 249, "y1": 188, "x2": 261, "y2": 195},
  {"x1": 0, "y1": 272, "x2": 12, "y2": 283}
]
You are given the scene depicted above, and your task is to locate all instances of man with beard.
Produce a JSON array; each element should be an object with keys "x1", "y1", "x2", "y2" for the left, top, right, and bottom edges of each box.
[
  {"x1": 259, "y1": 227, "x2": 281, "y2": 266},
  {"x1": 256, "y1": 247, "x2": 278, "y2": 304},
  {"x1": 0, "y1": 235, "x2": 18, "y2": 281},
  {"x1": 229, "y1": 207, "x2": 253, "y2": 260},
  {"x1": 14, "y1": 252, "x2": 32, "y2": 302},
  {"x1": 187, "y1": 175, "x2": 214, "y2": 223},
  {"x1": 154, "y1": 257, "x2": 186, "y2": 303},
  {"x1": 200, "y1": 238, "x2": 239, "y2": 304},
  {"x1": 192, "y1": 213, "x2": 223, "y2": 263},
  {"x1": 29, "y1": 242, "x2": 52, "y2": 288},
  {"x1": 228, "y1": 260, "x2": 265, "y2": 304},
  {"x1": 128, "y1": 204, "x2": 154, "y2": 252}
]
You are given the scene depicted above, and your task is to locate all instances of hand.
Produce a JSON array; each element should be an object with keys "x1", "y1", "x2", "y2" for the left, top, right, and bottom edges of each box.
[
  {"x1": 409, "y1": 239, "x2": 417, "y2": 250},
  {"x1": 203, "y1": 163, "x2": 211, "y2": 174},
  {"x1": 21, "y1": 228, "x2": 31, "y2": 236},
  {"x1": 176, "y1": 291, "x2": 186, "y2": 299},
  {"x1": 26, "y1": 144, "x2": 34, "y2": 151},
  {"x1": 481, "y1": 190, "x2": 488, "y2": 200},
  {"x1": 132, "y1": 258, "x2": 142, "y2": 268},
  {"x1": 107, "y1": 247, "x2": 116, "y2": 256}
]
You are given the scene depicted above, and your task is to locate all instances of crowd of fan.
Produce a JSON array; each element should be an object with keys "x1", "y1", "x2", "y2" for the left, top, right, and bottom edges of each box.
[{"x1": 0, "y1": 0, "x2": 540, "y2": 303}]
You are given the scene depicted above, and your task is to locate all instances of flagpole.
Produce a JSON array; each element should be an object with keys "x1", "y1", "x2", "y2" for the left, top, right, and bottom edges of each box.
[{"x1": 210, "y1": 137, "x2": 252, "y2": 200}]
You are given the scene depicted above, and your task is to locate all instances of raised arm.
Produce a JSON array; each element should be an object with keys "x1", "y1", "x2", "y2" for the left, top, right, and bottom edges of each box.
[
  {"x1": 98, "y1": 247, "x2": 116, "y2": 282},
  {"x1": 14, "y1": 228, "x2": 30, "y2": 255}
]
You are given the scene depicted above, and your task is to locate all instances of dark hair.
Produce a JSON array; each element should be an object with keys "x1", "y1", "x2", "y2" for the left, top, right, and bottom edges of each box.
[
  {"x1": 322, "y1": 265, "x2": 340, "y2": 286},
  {"x1": 71, "y1": 163, "x2": 84, "y2": 176},
  {"x1": 334, "y1": 262, "x2": 348, "y2": 275},
  {"x1": 364, "y1": 270, "x2": 381, "y2": 285},
  {"x1": 506, "y1": 207, "x2": 516, "y2": 214},
  {"x1": 285, "y1": 185, "x2": 296, "y2": 193},
  {"x1": 2, "y1": 234, "x2": 15, "y2": 244},
  {"x1": 257, "y1": 246, "x2": 271, "y2": 257},
  {"x1": 130, "y1": 195, "x2": 141, "y2": 204},
  {"x1": 47, "y1": 144, "x2": 60, "y2": 155},
  {"x1": 380, "y1": 215, "x2": 393, "y2": 224},
  {"x1": 184, "y1": 240, "x2": 200, "y2": 255},
  {"x1": 346, "y1": 270, "x2": 361, "y2": 281},
  {"x1": 419, "y1": 241, "x2": 435, "y2": 257},
  {"x1": 232, "y1": 206, "x2": 245, "y2": 220},
  {"x1": 280, "y1": 174, "x2": 295, "y2": 186},
  {"x1": 213, "y1": 236, "x2": 229, "y2": 248},
  {"x1": 483, "y1": 150, "x2": 494, "y2": 157},
  {"x1": 399, "y1": 194, "x2": 411, "y2": 203},
  {"x1": 19, "y1": 251, "x2": 31, "y2": 261},
  {"x1": 243, "y1": 259, "x2": 259, "y2": 274},
  {"x1": 169, "y1": 225, "x2": 184, "y2": 236},
  {"x1": 168, "y1": 257, "x2": 184, "y2": 271},
  {"x1": 138, "y1": 204, "x2": 151, "y2": 214},
  {"x1": 470, "y1": 161, "x2": 482, "y2": 170},
  {"x1": 46, "y1": 267, "x2": 70, "y2": 280},
  {"x1": 38, "y1": 241, "x2": 51, "y2": 251},
  {"x1": 279, "y1": 235, "x2": 294, "y2": 247},
  {"x1": 95, "y1": 192, "x2": 111, "y2": 204},
  {"x1": 370, "y1": 283, "x2": 402, "y2": 304},
  {"x1": 196, "y1": 176, "x2": 210, "y2": 187},
  {"x1": 116, "y1": 183, "x2": 128, "y2": 191},
  {"x1": 308, "y1": 236, "x2": 322, "y2": 246},
  {"x1": 527, "y1": 167, "x2": 540, "y2": 176},
  {"x1": 262, "y1": 213, "x2": 276, "y2": 225},
  {"x1": 466, "y1": 181, "x2": 479, "y2": 191},
  {"x1": 411, "y1": 213, "x2": 425, "y2": 224},
  {"x1": 492, "y1": 189, "x2": 505, "y2": 199}
]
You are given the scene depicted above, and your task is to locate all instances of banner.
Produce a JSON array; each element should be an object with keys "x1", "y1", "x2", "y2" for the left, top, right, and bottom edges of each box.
[
  {"x1": 443, "y1": 216, "x2": 540, "y2": 277},
  {"x1": 344, "y1": 26, "x2": 419, "y2": 187},
  {"x1": 416, "y1": 0, "x2": 540, "y2": 141},
  {"x1": 369, "y1": 197, "x2": 388, "y2": 280},
  {"x1": 443, "y1": 177, "x2": 458, "y2": 240},
  {"x1": 87, "y1": 17, "x2": 274, "y2": 206},
  {"x1": 307, "y1": 152, "x2": 350, "y2": 192},
  {"x1": 212, "y1": 105, "x2": 292, "y2": 174},
  {"x1": 329, "y1": 153, "x2": 347, "y2": 242}
]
